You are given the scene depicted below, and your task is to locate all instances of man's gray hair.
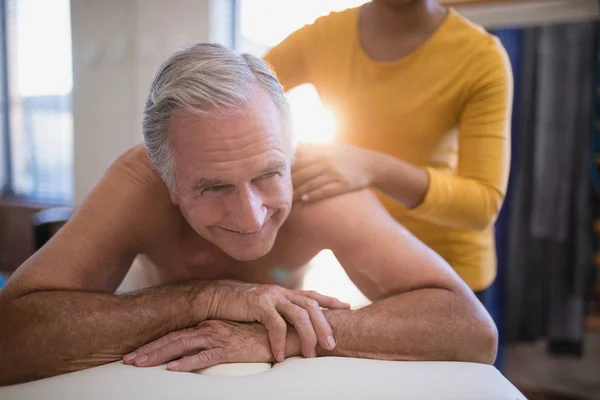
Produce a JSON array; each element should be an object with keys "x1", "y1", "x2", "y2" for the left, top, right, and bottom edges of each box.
[{"x1": 142, "y1": 43, "x2": 293, "y2": 190}]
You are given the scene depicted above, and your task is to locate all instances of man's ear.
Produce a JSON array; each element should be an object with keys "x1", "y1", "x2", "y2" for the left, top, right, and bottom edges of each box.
[{"x1": 168, "y1": 188, "x2": 180, "y2": 205}]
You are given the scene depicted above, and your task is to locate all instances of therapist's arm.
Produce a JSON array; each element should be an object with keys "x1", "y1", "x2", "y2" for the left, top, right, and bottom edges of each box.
[
  {"x1": 368, "y1": 41, "x2": 512, "y2": 231},
  {"x1": 293, "y1": 40, "x2": 512, "y2": 232},
  {"x1": 292, "y1": 190, "x2": 498, "y2": 364},
  {"x1": 263, "y1": 11, "x2": 331, "y2": 91}
]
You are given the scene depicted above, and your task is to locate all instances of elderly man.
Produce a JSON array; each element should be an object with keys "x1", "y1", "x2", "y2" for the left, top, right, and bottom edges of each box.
[{"x1": 0, "y1": 44, "x2": 497, "y2": 386}]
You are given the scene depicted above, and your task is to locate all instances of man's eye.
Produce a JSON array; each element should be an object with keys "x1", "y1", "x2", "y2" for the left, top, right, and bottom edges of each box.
[
  {"x1": 258, "y1": 172, "x2": 281, "y2": 180},
  {"x1": 202, "y1": 185, "x2": 226, "y2": 194}
]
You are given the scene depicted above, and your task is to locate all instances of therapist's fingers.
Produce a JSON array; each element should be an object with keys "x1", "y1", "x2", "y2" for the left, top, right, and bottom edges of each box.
[
  {"x1": 292, "y1": 161, "x2": 328, "y2": 190},
  {"x1": 167, "y1": 349, "x2": 227, "y2": 372},
  {"x1": 291, "y1": 153, "x2": 317, "y2": 171},
  {"x1": 293, "y1": 144, "x2": 326, "y2": 163},
  {"x1": 297, "y1": 179, "x2": 349, "y2": 203},
  {"x1": 302, "y1": 183, "x2": 348, "y2": 203},
  {"x1": 294, "y1": 174, "x2": 336, "y2": 202}
]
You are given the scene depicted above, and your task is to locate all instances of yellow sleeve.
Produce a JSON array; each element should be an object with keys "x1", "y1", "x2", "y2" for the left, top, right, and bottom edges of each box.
[
  {"x1": 263, "y1": 17, "x2": 325, "y2": 91},
  {"x1": 410, "y1": 39, "x2": 513, "y2": 231}
]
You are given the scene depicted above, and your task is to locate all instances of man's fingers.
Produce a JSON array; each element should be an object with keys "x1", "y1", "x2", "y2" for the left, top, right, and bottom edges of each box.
[
  {"x1": 287, "y1": 294, "x2": 336, "y2": 352},
  {"x1": 124, "y1": 331, "x2": 184, "y2": 364},
  {"x1": 167, "y1": 349, "x2": 226, "y2": 372},
  {"x1": 301, "y1": 290, "x2": 351, "y2": 309},
  {"x1": 259, "y1": 309, "x2": 288, "y2": 363},
  {"x1": 277, "y1": 300, "x2": 318, "y2": 358},
  {"x1": 134, "y1": 336, "x2": 210, "y2": 368}
]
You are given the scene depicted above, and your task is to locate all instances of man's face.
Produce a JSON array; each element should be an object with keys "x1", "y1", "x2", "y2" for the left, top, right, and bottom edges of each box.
[{"x1": 168, "y1": 89, "x2": 293, "y2": 261}]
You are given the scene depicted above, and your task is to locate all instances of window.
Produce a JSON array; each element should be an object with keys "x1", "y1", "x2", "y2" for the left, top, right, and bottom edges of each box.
[
  {"x1": 0, "y1": 2, "x2": 7, "y2": 194},
  {"x1": 1, "y1": 0, "x2": 73, "y2": 204},
  {"x1": 238, "y1": 0, "x2": 366, "y2": 145}
]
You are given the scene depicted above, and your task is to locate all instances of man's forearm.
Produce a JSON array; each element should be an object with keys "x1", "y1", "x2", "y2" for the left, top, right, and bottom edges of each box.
[
  {"x1": 0, "y1": 282, "x2": 213, "y2": 385},
  {"x1": 315, "y1": 289, "x2": 497, "y2": 364}
]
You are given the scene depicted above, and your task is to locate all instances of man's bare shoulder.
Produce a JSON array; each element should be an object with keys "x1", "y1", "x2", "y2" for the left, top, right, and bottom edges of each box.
[
  {"x1": 284, "y1": 189, "x2": 397, "y2": 245},
  {"x1": 107, "y1": 144, "x2": 164, "y2": 190},
  {"x1": 74, "y1": 144, "x2": 179, "y2": 252},
  {"x1": 89, "y1": 144, "x2": 175, "y2": 222},
  {"x1": 0, "y1": 146, "x2": 175, "y2": 298}
]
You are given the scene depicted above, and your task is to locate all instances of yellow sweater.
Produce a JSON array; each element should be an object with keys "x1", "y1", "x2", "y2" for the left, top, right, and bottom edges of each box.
[{"x1": 264, "y1": 7, "x2": 513, "y2": 291}]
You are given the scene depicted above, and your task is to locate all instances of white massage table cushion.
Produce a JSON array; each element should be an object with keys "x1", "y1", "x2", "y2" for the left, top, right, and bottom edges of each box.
[
  {"x1": 0, "y1": 357, "x2": 526, "y2": 399},
  {"x1": 196, "y1": 362, "x2": 273, "y2": 377}
]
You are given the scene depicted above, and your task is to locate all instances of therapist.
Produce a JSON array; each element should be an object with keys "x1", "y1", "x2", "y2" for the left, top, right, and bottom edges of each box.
[{"x1": 264, "y1": 0, "x2": 513, "y2": 298}]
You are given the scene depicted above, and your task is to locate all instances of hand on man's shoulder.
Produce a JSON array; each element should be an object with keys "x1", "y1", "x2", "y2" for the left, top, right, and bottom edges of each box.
[{"x1": 286, "y1": 188, "x2": 394, "y2": 244}]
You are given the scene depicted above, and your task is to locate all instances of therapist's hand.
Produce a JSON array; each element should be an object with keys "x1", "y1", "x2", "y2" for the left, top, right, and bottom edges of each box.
[
  {"x1": 125, "y1": 321, "x2": 301, "y2": 372},
  {"x1": 292, "y1": 142, "x2": 374, "y2": 203}
]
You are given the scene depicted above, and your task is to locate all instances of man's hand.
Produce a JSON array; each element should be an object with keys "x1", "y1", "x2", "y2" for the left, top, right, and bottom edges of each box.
[
  {"x1": 204, "y1": 281, "x2": 349, "y2": 362},
  {"x1": 124, "y1": 321, "x2": 301, "y2": 372}
]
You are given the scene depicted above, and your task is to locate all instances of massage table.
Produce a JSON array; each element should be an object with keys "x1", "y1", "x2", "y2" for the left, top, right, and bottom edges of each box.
[
  {"x1": 1, "y1": 255, "x2": 525, "y2": 399},
  {"x1": 0, "y1": 357, "x2": 525, "y2": 399}
]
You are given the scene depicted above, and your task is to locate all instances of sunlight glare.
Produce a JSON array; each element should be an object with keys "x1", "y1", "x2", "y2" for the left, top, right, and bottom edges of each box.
[{"x1": 287, "y1": 85, "x2": 337, "y2": 144}]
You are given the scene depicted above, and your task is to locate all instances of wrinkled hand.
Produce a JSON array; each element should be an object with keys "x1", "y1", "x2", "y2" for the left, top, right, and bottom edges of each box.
[
  {"x1": 125, "y1": 320, "x2": 299, "y2": 372},
  {"x1": 292, "y1": 142, "x2": 373, "y2": 203},
  {"x1": 204, "y1": 280, "x2": 349, "y2": 362}
]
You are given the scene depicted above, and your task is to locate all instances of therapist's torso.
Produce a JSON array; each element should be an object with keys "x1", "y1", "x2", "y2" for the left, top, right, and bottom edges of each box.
[{"x1": 265, "y1": 7, "x2": 510, "y2": 291}]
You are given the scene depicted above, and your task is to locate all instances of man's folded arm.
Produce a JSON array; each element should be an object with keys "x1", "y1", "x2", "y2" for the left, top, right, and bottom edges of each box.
[
  {"x1": 0, "y1": 147, "x2": 202, "y2": 385},
  {"x1": 291, "y1": 190, "x2": 498, "y2": 364},
  {"x1": 0, "y1": 280, "x2": 212, "y2": 385},
  {"x1": 319, "y1": 289, "x2": 497, "y2": 364}
]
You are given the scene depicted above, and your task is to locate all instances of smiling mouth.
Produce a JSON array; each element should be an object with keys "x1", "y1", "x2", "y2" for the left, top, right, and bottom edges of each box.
[
  {"x1": 219, "y1": 226, "x2": 264, "y2": 235},
  {"x1": 218, "y1": 212, "x2": 278, "y2": 236}
]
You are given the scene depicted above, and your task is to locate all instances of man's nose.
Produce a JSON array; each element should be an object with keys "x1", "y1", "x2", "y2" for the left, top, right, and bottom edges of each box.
[{"x1": 229, "y1": 185, "x2": 267, "y2": 233}]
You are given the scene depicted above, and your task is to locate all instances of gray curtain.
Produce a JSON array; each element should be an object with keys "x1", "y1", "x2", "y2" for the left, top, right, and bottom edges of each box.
[{"x1": 504, "y1": 22, "x2": 596, "y2": 355}]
